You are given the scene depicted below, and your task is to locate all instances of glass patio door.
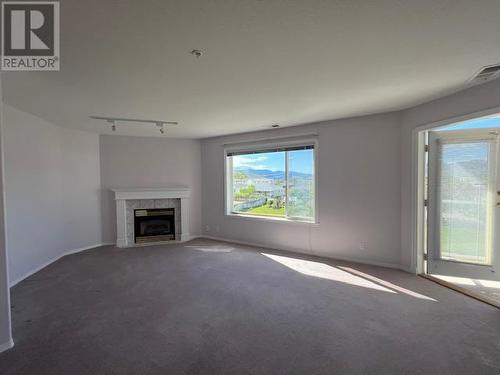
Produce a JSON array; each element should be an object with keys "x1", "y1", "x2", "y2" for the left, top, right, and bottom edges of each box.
[{"x1": 427, "y1": 129, "x2": 500, "y2": 280}]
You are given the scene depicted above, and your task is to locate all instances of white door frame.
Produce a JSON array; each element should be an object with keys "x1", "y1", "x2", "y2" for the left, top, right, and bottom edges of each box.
[
  {"x1": 427, "y1": 129, "x2": 498, "y2": 278},
  {"x1": 410, "y1": 105, "x2": 500, "y2": 275}
]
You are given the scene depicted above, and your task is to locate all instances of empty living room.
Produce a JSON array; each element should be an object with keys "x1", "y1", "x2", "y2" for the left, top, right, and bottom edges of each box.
[{"x1": 1, "y1": 1, "x2": 500, "y2": 374}]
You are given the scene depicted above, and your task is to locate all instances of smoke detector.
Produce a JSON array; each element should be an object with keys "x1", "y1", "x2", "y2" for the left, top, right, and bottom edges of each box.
[
  {"x1": 470, "y1": 64, "x2": 500, "y2": 84},
  {"x1": 190, "y1": 49, "x2": 203, "y2": 58}
]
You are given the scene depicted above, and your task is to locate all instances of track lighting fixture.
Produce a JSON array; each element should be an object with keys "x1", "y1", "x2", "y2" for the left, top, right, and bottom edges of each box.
[{"x1": 90, "y1": 116, "x2": 178, "y2": 134}]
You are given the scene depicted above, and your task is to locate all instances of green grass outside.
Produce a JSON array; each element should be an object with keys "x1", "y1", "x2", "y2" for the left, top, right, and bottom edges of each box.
[
  {"x1": 440, "y1": 223, "x2": 487, "y2": 262},
  {"x1": 246, "y1": 204, "x2": 285, "y2": 217}
]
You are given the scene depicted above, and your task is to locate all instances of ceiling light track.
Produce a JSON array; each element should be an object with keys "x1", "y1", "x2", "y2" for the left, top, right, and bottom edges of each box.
[{"x1": 90, "y1": 116, "x2": 178, "y2": 134}]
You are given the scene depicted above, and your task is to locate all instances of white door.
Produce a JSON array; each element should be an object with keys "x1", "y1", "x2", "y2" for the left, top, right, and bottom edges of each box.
[{"x1": 427, "y1": 128, "x2": 500, "y2": 280}]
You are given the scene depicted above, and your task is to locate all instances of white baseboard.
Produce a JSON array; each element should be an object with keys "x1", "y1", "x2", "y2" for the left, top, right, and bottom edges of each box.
[
  {"x1": 9, "y1": 243, "x2": 110, "y2": 287},
  {"x1": 0, "y1": 338, "x2": 14, "y2": 353},
  {"x1": 200, "y1": 235, "x2": 408, "y2": 272}
]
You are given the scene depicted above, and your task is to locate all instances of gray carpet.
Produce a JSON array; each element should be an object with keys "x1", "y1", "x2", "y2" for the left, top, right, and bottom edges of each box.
[{"x1": 0, "y1": 238, "x2": 499, "y2": 375}]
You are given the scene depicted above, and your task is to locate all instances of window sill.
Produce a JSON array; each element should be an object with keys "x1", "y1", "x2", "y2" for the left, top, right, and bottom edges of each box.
[{"x1": 226, "y1": 212, "x2": 319, "y2": 226}]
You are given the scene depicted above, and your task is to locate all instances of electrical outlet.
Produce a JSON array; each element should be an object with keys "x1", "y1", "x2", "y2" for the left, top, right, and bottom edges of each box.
[
  {"x1": 205, "y1": 225, "x2": 210, "y2": 232},
  {"x1": 359, "y1": 241, "x2": 367, "y2": 251}
]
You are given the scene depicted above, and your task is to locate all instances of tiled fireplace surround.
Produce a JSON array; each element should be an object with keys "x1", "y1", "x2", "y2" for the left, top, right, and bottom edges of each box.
[{"x1": 113, "y1": 188, "x2": 191, "y2": 247}]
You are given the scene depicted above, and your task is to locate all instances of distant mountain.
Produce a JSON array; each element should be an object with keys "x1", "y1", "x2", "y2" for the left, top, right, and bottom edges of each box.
[{"x1": 235, "y1": 167, "x2": 311, "y2": 179}]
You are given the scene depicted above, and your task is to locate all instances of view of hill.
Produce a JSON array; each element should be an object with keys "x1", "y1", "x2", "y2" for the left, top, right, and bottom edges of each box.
[{"x1": 235, "y1": 167, "x2": 312, "y2": 179}]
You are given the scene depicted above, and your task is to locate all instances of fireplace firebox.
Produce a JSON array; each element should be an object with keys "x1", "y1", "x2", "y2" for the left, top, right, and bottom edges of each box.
[{"x1": 134, "y1": 208, "x2": 175, "y2": 243}]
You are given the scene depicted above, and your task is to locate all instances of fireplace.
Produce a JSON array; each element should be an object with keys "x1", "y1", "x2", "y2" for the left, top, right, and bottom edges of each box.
[
  {"x1": 134, "y1": 208, "x2": 175, "y2": 243},
  {"x1": 113, "y1": 188, "x2": 190, "y2": 247}
]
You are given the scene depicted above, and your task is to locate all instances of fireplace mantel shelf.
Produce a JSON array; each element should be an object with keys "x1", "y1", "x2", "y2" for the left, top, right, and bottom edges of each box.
[
  {"x1": 112, "y1": 187, "x2": 190, "y2": 201},
  {"x1": 112, "y1": 187, "x2": 191, "y2": 247}
]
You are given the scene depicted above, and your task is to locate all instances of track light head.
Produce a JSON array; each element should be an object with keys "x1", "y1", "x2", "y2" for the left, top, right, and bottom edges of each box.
[
  {"x1": 107, "y1": 119, "x2": 116, "y2": 132},
  {"x1": 156, "y1": 122, "x2": 165, "y2": 134}
]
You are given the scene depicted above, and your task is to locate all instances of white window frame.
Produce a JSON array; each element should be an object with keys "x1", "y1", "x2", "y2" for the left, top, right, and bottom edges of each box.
[{"x1": 224, "y1": 137, "x2": 319, "y2": 224}]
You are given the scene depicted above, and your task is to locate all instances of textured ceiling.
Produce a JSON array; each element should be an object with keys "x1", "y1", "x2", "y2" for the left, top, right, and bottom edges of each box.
[{"x1": 3, "y1": 0, "x2": 500, "y2": 138}]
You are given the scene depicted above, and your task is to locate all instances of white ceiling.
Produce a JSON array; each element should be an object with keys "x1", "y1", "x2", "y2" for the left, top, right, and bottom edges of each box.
[{"x1": 3, "y1": 0, "x2": 500, "y2": 138}]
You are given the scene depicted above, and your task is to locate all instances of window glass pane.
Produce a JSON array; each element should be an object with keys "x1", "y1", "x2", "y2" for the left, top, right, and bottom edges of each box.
[
  {"x1": 231, "y1": 151, "x2": 286, "y2": 217},
  {"x1": 287, "y1": 149, "x2": 314, "y2": 219},
  {"x1": 439, "y1": 142, "x2": 491, "y2": 264}
]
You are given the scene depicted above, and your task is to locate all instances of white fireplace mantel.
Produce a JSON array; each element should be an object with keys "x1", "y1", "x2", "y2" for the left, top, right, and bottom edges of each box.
[{"x1": 112, "y1": 187, "x2": 191, "y2": 247}]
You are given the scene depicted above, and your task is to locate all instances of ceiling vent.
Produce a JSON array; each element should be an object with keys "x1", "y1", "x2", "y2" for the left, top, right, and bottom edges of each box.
[{"x1": 470, "y1": 64, "x2": 500, "y2": 84}]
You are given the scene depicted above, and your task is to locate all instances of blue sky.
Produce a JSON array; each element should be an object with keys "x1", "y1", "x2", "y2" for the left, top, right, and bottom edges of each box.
[
  {"x1": 233, "y1": 150, "x2": 313, "y2": 174},
  {"x1": 438, "y1": 116, "x2": 500, "y2": 131}
]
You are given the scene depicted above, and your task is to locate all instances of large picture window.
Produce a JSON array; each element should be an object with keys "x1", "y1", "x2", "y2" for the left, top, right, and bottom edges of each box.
[{"x1": 226, "y1": 142, "x2": 316, "y2": 222}]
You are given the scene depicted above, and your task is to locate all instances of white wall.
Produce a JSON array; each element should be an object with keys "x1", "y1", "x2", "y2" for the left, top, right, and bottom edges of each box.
[
  {"x1": 99, "y1": 135, "x2": 202, "y2": 243},
  {"x1": 400, "y1": 78, "x2": 500, "y2": 270},
  {"x1": 201, "y1": 113, "x2": 403, "y2": 268},
  {"x1": 0, "y1": 78, "x2": 13, "y2": 351},
  {"x1": 3, "y1": 104, "x2": 102, "y2": 285}
]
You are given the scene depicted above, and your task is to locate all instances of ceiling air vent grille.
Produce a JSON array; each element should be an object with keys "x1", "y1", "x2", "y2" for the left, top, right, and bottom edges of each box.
[{"x1": 470, "y1": 64, "x2": 500, "y2": 83}]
